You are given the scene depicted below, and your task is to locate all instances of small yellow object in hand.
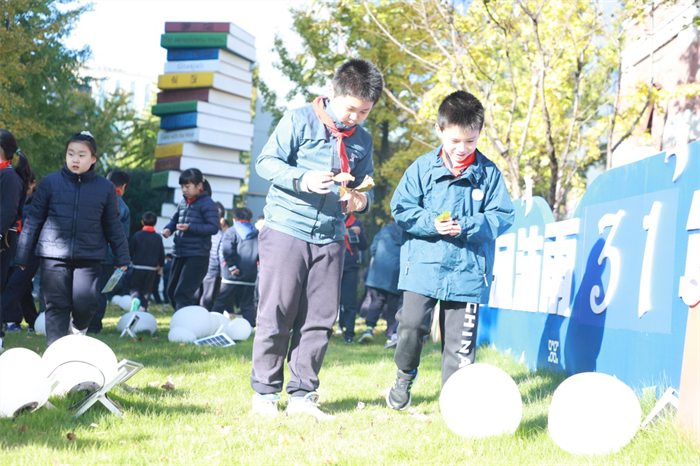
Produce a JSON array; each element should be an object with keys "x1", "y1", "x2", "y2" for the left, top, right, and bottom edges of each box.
[
  {"x1": 436, "y1": 211, "x2": 451, "y2": 222},
  {"x1": 332, "y1": 172, "x2": 355, "y2": 182}
]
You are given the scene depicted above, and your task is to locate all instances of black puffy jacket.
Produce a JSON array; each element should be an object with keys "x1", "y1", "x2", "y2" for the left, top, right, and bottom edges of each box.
[
  {"x1": 164, "y1": 192, "x2": 219, "y2": 258},
  {"x1": 15, "y1": 164, "x2": 130, "y2": 266},
  {"x1": 0, "y1": 166, "x2": 25, "y2": 237}
]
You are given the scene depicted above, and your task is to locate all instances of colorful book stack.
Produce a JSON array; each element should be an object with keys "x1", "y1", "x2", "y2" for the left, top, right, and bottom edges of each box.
[{"x1": 152, "y1": 21, "x2": 255, "y2": 230}]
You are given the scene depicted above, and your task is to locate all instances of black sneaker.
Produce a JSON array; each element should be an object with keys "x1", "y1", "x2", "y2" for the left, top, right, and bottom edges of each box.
[
  {"x1": 358, "y1": 327, "x2": 374, "y2": 343},
  {"x1": 386, "y1": 369, "x2": 417, "y2": 411},
  {"x1": 344, "y1": 336, "x2": 353, "y2": 344}
]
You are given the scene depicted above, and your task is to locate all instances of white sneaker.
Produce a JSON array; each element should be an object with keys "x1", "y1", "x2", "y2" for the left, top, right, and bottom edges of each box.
[
  {"x1": 0, "y1": 337, "x2": 4, "y2": 354},
  {"x1": 70, "y1": 319, "x2": 87, "y2": 336},
  {"x1": 252, "y1": 393, "x2": 280, "y2": 416},
  {"x1": 286, "y1": 392, "x2": 334, "y2": 420}
]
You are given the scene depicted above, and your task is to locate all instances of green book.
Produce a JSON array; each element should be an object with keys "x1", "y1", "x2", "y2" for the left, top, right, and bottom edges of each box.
[
  {"x1": 160, "y1": 33, "x2": 255, "y2": 62},
  {"x1": 152, "y1": 101, "x2": 199, "y2": 116}
]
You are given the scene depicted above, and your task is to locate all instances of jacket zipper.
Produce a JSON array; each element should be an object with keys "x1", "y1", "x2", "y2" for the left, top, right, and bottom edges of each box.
[{"x1": 70, "y1": 175, "x2": 82, "y2": 260}]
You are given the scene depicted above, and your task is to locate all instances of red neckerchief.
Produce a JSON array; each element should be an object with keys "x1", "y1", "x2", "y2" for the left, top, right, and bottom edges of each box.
[
  {"x1": 312, "y1": 97, "x2": 355, "y2": 185},
  {"x1": 0, "y1": 160, "x2": 11, "y2": 170},
  {"x1": 186, "y1": 196, "x2": 196, "y2": 205},
  {"x1": 116, "y1": 188, "x2": 123, "y2": 196},
  {"x1": 142, "y1": 226, "x2": 156, "y2": 232},
  {"x1": 440, "y1": 148, "x2": 476, "y2": 177},
  {"x1": 344, "y1": 214, "x2": 357, "y2": 255},
  {"x1": 238, "y1": 220, "x2": 249, "y2": 223}
]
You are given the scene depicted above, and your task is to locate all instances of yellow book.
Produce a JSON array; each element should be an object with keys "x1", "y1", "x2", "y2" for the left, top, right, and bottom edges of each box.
[
  {"x1": 155, "y1": 143, "x2": 184, "y2": 159},
  {"x1": 157, "y1": 72, "x2": 252, "y2": 98}
]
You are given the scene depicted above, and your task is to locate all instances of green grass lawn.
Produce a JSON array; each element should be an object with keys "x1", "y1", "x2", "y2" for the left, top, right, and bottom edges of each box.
[{"x1": 1, "y1": 304, "x2": 699, "y2": 465}]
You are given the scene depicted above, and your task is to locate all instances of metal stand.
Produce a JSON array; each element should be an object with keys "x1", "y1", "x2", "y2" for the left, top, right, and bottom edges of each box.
[{"x1": 73, "y1": 359, "x2": 144, "y2": 417}]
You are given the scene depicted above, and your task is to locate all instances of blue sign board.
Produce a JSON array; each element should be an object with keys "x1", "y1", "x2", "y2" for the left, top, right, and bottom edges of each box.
[{"x1": 479, "y1": 141, "x2": 700, "y2": 390}]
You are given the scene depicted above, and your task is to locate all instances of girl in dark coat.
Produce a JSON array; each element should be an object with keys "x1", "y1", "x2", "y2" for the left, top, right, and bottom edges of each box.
[
  {"x1": 0, "y1": 129, "x2": 33, "y2": 351},
  {"x1": 15, "y1": 132, "x2": 130, "y2": 346}
]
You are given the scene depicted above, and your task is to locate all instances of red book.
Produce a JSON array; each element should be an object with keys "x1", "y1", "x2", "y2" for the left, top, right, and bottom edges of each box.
[{"x1": 154, "y1": 156, "x2": 182, "y2": 173}]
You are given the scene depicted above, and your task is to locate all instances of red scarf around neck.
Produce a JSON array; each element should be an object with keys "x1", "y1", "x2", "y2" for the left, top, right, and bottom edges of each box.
[
  {"x1": 0, "y1": 160, "x2": 11, "y2": 170},
  {"x1": 440, "y1": 148, "x2": 476, "y2": 177},
  {"x1": 312, "y1": 97, "x2": 355, "y2": 184},
  {"x1": 344, "y1": 214, "x2": 357, "y2": 255},
  {"x1": 142, "y1": 226, "x2": 156, "y2": 232}
]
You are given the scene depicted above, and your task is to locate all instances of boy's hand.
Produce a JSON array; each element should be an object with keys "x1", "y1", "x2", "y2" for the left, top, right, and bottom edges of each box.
[
  {"x1": 435, "y1": 218, "x2": 461, "y2": 236},
  {"x1": 302, "y1": 171, "x2": 334, "y2": 194},
  {"x1": 119, "y1": 266, "x2": 128, "y2": 272},
  {"x1": 342, "y1": 191, "x2": 367, "y2": 213},
  {"x1": 176, "y1": 223, "x2": 189, "y2": 231},
  {"x1": 162, "y1": 228, "x2": 171, "y2": 238}
]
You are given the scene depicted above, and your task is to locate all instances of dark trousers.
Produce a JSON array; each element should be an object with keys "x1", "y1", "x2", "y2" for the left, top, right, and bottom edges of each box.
[
  {"x1": 365, "y1": 286, "x2": 400, "y2": 336},
  {"x1": 88, "y1": 264, "x2": 115, "y2": 333},
  {"x1": 0, "y1": 231, "x2": 18, "y2": 338},
  {"x1": 166, "y1": 256, "x2": 209, "y2": 311},
  {"x1": 395, "y1": 291, "x2": 480, "y2": 387},
  {"x1": 199, "y1": 275, "x2": 221, "y2": 311},
  {"x1": 251, "y1": 227, "x2": 344, "y2": 396},
  {"x1": 1, "y1": 261, "x2": 39, "y2": 328},
  {"x1": 212, "y1": 282, "x2": 256, "y2": 326},
  {"x1": 151, "y1": 274, "x2": 163, "y2": 304},
  {"x1": 130, "y1": 269, "x2": 156, "y2": 311},
  {"x1": 42, "y1": 258, "x2": 101, "y2": 346},
  {"x1": 339, "y1": 267, "x2": 359, "y2": 338}
]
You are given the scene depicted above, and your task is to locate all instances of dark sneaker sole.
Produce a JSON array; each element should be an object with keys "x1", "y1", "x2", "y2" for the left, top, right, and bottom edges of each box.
[{"x1": 386, "y1": 391, "x2": 411, "y2": 411}]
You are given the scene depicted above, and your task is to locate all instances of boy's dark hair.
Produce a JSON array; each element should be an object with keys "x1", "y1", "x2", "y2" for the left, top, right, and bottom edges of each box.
[
  {"x1": 0, "y1": 128, "x2": 33, "y2": 190},
  {"x1": 215, "y1": 201, "x2": 226, "y2": 220},
  {"x1": 437, "y1": 91, "x2": 485, "y2": 132},
  {"x1": 66, "y1": 132, "x2": 98, "y2": 158},
  {"x1": 141, "y1": 211, "x2": 157, "y2": 226},
  {"x1": 233, "y1": 207, "x2": 253, "y2": 221},
  {"x1": 107, "y1": 170, "x2": 130, "y2": 188},
  {"x1": 332, "y1": 59, "x2": 384, "y2": 103},
  {"x1": 166, "y1": 253, "x2": 173, "y2": 259},
  {"x1": 179, "y1": 168, "x2": 204, "y2": 186}
]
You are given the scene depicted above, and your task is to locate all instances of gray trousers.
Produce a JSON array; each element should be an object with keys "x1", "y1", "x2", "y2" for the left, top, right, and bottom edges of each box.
[
  {"x1": 395, "y1": 291, "x2": 480, "y2": 387},
  {"x1": 251, "y1": 227, "x2": 345, "y2": 395}
]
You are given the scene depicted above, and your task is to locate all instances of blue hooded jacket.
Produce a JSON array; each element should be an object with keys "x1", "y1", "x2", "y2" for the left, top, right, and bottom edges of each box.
[
  {"x1": 365, "y1": 222, "x2": 402, "y2": 295},
  {"x1": 391, "y1": 147, "x2": 514, "y2": 303},
  {"x1": 220, "y1": 221, "x2": 258, "y2": 283}
]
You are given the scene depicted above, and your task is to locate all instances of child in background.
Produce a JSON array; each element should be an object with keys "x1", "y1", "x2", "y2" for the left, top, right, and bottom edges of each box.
[
  {"x1": 251, "y1": 58, "x2": 383, "y2": 418},
  {"x1": 199, "y1": 202, "x2": 227, "y2": 311},
  {"x1": 386, "y1": 91, "x2": 515, "y2": 410},
  {"x1": 89, "y1": 169, "x2": 130, "y2": 333},
  {"x1": 212, "y1": 207, "x2": 258, "y2": 327},
  {"x1": 15, "y1": 131, "x2": 130, "y2": 346},
  {"x1": 162, "y1": 168, "x2": 219, "y2": 310},
  {"x1": 339, "y1": 213, "x2": 368, "y2": 343},
  {"x1": 161, "y1": 253, "x2": 173, "y2": 305},
  {"x1": 129, "y1": 211, "x2": 165, "y2": 312},
  {"x1": 0, "y1": 129, "x2": 33, "y2": 351}
]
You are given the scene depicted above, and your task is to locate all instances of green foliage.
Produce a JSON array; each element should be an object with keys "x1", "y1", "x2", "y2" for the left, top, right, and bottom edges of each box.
[
  {"x1": 122, "y1": 169, "x2": 168, "y2": 235},
  {"x1": 0, "y1": 0, "x2": 158, "y2": 179},
  {"x1": 1, "y1": 306, "x2": 699, "y2": 465}
]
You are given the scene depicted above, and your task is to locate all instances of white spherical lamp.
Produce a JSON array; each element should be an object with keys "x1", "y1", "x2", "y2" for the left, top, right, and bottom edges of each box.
[
  {"x1": 41, "y1": 335, "x2": 119, "y2": 396},
  {"x1": 209, "y1": 312, "x2": 230, "y2": 335},
  {"x1": 439, "y1": 363, "x2": 522, "y2": 438},
  {"x1": 118, "y1": 295, "x2": 133, "y2": 312},
  {"x1": 110, "y1": 295, "x2": 121, "y2": 305},
  {"x1": 225, "y1": 318, "x2": 253, "y2": 341},
  {"x1": 34, "y1": 312, "x2": 46, "y2": 335},
  {"x1": 0, "y1": 348, "x2": 51, "y2": 417},
  {"x1": 548, "y1": 372, "x2": 641, "y2": 455},
  {"x1": 169, "y1": 306, "x2": 211, "y2": 338},
  {"x1": 168, "y1": 327, "x2": 197, "y2": 343},
  {"x1": 116, "y1": 311, "x2": 158, "y2": 335}
]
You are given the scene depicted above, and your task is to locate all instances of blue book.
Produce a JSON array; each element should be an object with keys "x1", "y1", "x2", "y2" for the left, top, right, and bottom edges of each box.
[
  {"x1": 167, "y1": 48, "x2": 220, "y2": 61},
  {"x1": 160, "y1": 112, "x2": 198, "y2": 130}
]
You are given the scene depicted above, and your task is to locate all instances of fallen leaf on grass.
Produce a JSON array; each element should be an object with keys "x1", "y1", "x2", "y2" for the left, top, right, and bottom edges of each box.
[
  {"x1": 119, "y1": 440, "x2": 127, "y2": 445},
  {"x1": 208, "y1": 375, "x2": 217, "y2": 380},
  {"x1": 379, "y1": 361, "x2": 385, "y2": 367},
  {"x1": 89, "y1": 423, "x2": 99, "y2": 428},
  {"x1": 161, "y1": 381, "x2": 175, "y2": 391},
  {"x1": 278, "y1": 434, "x2": 290, "y2": 445},
  {"x1": 409, "y1": 412, "x2": 428, "y2": 422},
  {"x1": 215, "y1": 410, "x2": 221, "y2": 417},
  {"x1": 179, "y1": 343, "x2": 186, "y2": 347},
  {"x1": 148, "y1": 381, "x2": 161, "y2": 387},
  {"x1": 66, "y1": 433, "x2": 77, "y2": 440},
  {"x1": 356, "y1": 402, "x2": 365, "y2": 410},
  {"x1": 185, "y1": 425, "x2": 195, "y2": 431},
  {"x1": 18, "y1": 425, "x2": 27, "y2": 433},
  {"x1": 214, "y1": 425, "x2": 230, "y2": 434}
]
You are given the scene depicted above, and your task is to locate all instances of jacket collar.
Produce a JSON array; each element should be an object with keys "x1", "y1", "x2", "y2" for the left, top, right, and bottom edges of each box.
[
  {"x1": 61, "y1": 163, "x2": 97, "y2": 183},
  {"x1": 430, "y1": 145, "x2": 485, "y2": 185}
]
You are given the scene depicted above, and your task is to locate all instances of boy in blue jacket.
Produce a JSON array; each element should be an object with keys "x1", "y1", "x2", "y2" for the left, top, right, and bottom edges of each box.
[
  {"x1": 251, "y1": 58, "x2": 383, "y2": 418},
  {"x1": 386, "y1": 91, "x2": 515, "y2": 410}
]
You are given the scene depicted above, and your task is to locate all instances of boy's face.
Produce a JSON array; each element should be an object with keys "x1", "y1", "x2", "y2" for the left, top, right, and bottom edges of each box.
[
  {"x1": 66, "y1": 142, "x2": 96, "y2": 175},
  {"x1": 436, "y1": 125, "x2": 481, "y2": 164},
  {"x1": 328, "y1": 93, "x2": 374, "y2": 128},
  {"x1": 181, "y1": 181, "x2": 202, "y2": 199}
]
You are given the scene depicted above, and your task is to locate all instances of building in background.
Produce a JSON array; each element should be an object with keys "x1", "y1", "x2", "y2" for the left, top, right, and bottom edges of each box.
[{"x1": 79, "y1": 67, "x2": 156, "y2": 115}]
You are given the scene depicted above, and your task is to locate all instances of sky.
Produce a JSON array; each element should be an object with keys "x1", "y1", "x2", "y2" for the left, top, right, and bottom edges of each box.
[{"x1": 62, "y1": 0, "x2": 312, "y2": 107}]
